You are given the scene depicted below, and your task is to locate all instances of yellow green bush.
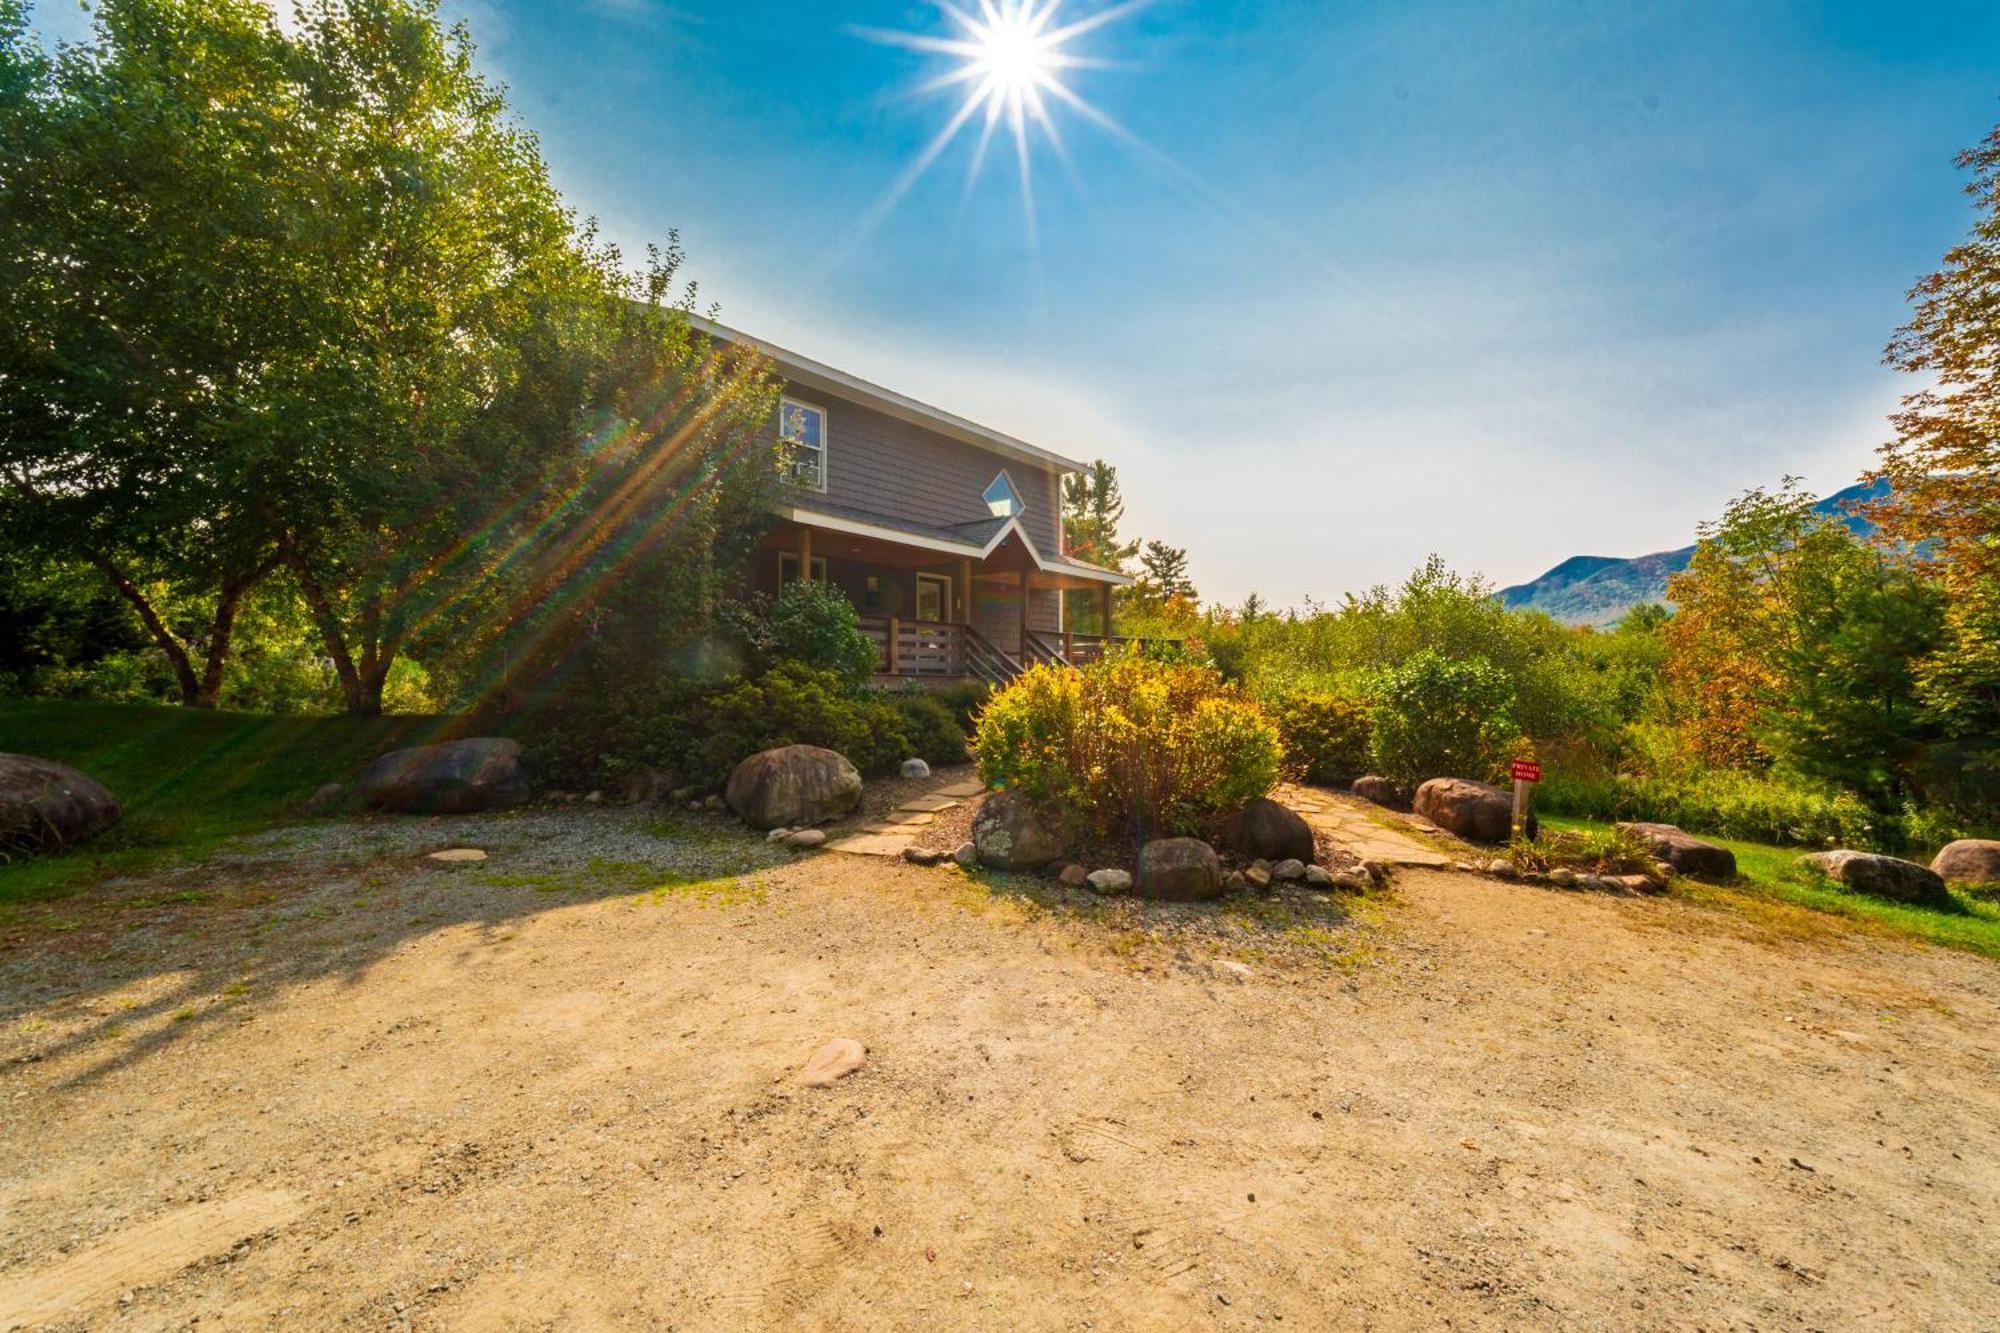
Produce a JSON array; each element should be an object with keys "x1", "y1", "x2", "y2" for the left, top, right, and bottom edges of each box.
[{"x1": 972, "y1": 657, "x2": 1283, "y2": 843}]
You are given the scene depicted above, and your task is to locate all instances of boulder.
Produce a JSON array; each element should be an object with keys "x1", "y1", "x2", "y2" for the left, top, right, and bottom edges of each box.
[
  {"x1": 900, "y1": 758, "x2": 932, "y2": 780},
  {"x1": 1350, "y1": 775, "x2": 1409, "y2": 811},
  {"x1": 1136, "y1": 838, "x2": 1223, "y2": 902},
  {"x1": 1413, "y1": 778, "x2": 1513, "y2": 844},
  {"x1": 1932, "y1": 839, "x2": 2000, "y2": 887},
  {"x1": 1228, "y1": 797, "x2": 1315, "y2": 863},
  {"x1": 1617, "y1": 822, "x2": 1737, "y2": 881},
  {"x1": 1801, "y1": 850, "x2": 1951, "y2": 907},
  {"x1": 972, "y1": 790, "x2": 1064, "y2": 870},
  {"x1": 0, "y1": 754, "x2": 121, "y2": 854},
  {"x1": 359, "y1": 738, "x2": 528, "y2": 815},
  {"x1": 723, "y1": 745, "x2": 861, "y2": 831},
  {"x1": 1086, "y1": 868, "x2": 1133, "y2": 894}
]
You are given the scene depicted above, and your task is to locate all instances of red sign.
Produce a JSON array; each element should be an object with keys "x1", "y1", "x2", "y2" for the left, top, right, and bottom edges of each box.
[{"x1": 1510, "y1": 760, "x2": 1544, "y2": 784}]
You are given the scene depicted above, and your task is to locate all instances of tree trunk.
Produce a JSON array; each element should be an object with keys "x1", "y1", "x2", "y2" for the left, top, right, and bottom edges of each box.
[
  {"x1": 88, "y1": 553, "x2": 204, "y2": 706},
  {"x1": 284, "y1": 541, "x2": 368, "y2": 714}
]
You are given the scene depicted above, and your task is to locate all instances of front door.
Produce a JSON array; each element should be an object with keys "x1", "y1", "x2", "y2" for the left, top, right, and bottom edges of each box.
[{"x1": 915, "y1": 573, "x2": 949, "y2": 623}]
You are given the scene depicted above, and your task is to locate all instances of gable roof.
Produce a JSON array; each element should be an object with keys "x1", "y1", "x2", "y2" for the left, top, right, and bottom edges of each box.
[{"x1": 689, "y1": 314, "x2": 1089, "y2": 476}]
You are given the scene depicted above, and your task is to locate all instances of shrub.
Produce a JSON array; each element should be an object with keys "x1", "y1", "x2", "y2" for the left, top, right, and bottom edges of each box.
[
  {"x1": 1367, "y1": 650, "x2": 1519, "y2": 786},
  {"x1": 889, "y1": 692, "x2": 971, "y2": 767},
  {"x1": 972, "y1": 657, "x2": 1283, "y2": 844},
  {"x1": 1264, "y1": 689, "x2": 1371, "y2": 784},
  {"x1": 740, "y1": 580, "x2": 878, "y2": 686},
  {"x1": 694, "y1": 662, "x2": 907, "y2": 787}
]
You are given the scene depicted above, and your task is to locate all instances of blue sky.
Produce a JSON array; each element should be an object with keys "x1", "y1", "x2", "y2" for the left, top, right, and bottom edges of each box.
[{"x1": 31, "y1": 0, "x2": 2000, "y2": 604}]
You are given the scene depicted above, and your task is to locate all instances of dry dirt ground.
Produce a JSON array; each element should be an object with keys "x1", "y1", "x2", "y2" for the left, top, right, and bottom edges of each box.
[{"x1": 3, "y1": 806, "x2": 1999, "y2": 1331}]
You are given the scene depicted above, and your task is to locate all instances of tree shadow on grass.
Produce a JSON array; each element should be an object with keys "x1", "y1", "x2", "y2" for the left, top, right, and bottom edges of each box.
[{"x1": 0, "y1": 806, "x2": 795, "y2": 1090}]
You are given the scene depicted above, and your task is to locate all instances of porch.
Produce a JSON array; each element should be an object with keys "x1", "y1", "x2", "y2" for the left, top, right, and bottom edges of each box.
[{"x1": 747, "y1": 511, "x2": 1156, "y2": 686}]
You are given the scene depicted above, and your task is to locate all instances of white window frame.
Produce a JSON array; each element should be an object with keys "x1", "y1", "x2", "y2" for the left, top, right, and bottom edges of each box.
[
  {"x1": 915, "y1": 573, "x2": 951, "y2": 623},
  {"x1": 777, "y1": 551, "x2": 828, "y2": 586},
  {"x1": 779, "y1": 396, "x2": 828, "y2": 492}
]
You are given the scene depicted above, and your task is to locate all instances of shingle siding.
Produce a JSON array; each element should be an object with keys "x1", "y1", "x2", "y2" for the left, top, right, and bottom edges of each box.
[{"x1": 776, "y1": 379, "x2": 1065, "y2": 558}]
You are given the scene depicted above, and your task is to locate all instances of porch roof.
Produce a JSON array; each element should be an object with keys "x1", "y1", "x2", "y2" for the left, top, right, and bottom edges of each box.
[{"x1": 775, "y1": 500, "x2": 1135, "y2": 588}]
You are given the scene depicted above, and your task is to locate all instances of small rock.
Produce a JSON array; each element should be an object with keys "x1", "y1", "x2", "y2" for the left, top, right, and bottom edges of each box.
[
  {"x1": 767, "y1": 827, "x2": 794, "y2": 843},
  {"x1": 1361, "y1": 860, "x2": 1388, "y2": 883},
  {"x1": 1578, "y1": 874, "x2": 1612, "y2": 892},
  {"x1": 1303, "y1": 864, "x2": 1335, "y2": 888},
  {"x1": 799, "y1": 1037, "x2": 866, "y2": 1087},
  {"x1": 1222, "y1": 870, "x2": 1249, "y2": 893},
  {"x1": 1243, "y1": 864, "x2": 1272, "y2": 891},
  {"x1": 1331, "y1": 870, "x2": 1371, "y2": 892},
  {"x1": 425, "y1": 848, "x2": 487, "y2": 864},
  {"x1": 584, "y1": 790, "x2": 604, "y2": 804},
  {"x1": 1210, "y1": 959, "x2": 1253, "y2": 983},
  {"x1": 1609, "y1": 873, "x2": 1657, "y2": 894},
  {"x1": 902, "y1": 845, "x2": 944, "y2": 866},
  {"x1": 951, "y1": 842, "x2": 979, "y2": 867},
  {"x1": 703, "y1": 794, "x2": 727, "y2": 812},
  {"x1": 784, "y1": 829, "x2": 827, "y2": 849},
  {"x1": 1250, "y1": 858, "x2": 1273, "y2": 879},
  {"x1": 1549, "y1": 867, "x2": 1578, "y2": 887},
  {"x1": 1486, "y1": 858, "x2": 1517, "y2": 879},
  {"x1": 900, "y1": 758, "x2": 932, "y2": 780},
  {"x1": 1087, "y1": 868, "x2": 1134, "y2": 894},
  {"x1": 1271, "y1": 858, "x2": 1306, "y2": 882},
  {"x1": 1058, "y1": 864, "x2": 1089, "y2": 889},
  {"x1": 1450, "y1": 861, "x2": 1473, "y2": 874}
]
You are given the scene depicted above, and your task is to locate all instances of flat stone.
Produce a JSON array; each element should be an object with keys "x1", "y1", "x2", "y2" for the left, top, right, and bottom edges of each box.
[
  {"x1": 823, "y1": 831, "x2": 908, "y2": 857},
  {"x1": 426, "y1": 848, "x2": 487, "y2": 863},
  {"x1": 880, "y1": 810, "x2": 936, "y2": 826},
  {"x1": 897, "y1": 794, "x2": 963, "y2": 814},
  {"x1": 1086, "y1": 868, "x2": 1133, "y2": 894},
  {"x1": 1210, "y1": 959, "x2": 1253, "y2": 983},
  {"x1": 799, "y1": 1037, "x2": 866, "y2": 1088},
  {"x1": 935, "y1": 780, "x2": 988, "y2": 799},
  {"x1": 784, "y1": 829, "x2": 827, "y2": 848}
]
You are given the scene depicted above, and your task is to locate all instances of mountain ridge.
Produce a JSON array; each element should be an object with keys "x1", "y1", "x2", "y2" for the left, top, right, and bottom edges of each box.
[{"x1": 1498, "y1": 480, "x2": 1888, "y2": 628}]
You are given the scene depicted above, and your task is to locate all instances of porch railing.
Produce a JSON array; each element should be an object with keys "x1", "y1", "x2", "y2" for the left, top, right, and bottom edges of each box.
[
  {"x1": 1024, "y1": 630, "x2": 1178, "y2": 668},
  {"x1": 857, "y1": 617, "x2": 965, "y2": 678}
]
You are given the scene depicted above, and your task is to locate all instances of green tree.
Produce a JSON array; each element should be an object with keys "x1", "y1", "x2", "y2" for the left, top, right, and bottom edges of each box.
[
  {"x1": 1061, "y1": 460, "x2": 1138, "y2": 567},
  {"x1": 1138, "y1": 540, "x2": 1197, "y2": 602},
  {"x1": 0, "y1": 0, "x2": 298, "y2": 705}
]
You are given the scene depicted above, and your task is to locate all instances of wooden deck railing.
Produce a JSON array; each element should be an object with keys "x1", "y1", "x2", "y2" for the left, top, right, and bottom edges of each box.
[{"x1": 858, "y1": 619, "x2": 1176, "y2": 684}]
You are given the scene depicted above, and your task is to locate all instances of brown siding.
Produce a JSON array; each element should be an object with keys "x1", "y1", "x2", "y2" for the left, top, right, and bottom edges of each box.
[{"x1": 775, "y1": 380, "x2": 1065, "y2": 557}]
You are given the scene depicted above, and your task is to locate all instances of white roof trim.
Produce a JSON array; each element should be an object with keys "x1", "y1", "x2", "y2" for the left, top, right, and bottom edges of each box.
[
  {"x1": 692, "y1": 315, "x2": 1088, "y2": 475},
  {"x1": 776, "y1": 504, "x2": 1136, "y2": 587}
]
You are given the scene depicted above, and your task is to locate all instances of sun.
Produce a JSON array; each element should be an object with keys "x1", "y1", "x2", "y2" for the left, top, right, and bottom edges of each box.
[{"x1": 851, "y1": 1, "x2": 1149, "y2": 240}]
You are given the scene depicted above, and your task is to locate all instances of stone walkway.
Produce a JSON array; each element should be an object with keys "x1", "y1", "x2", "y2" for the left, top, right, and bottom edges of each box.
[
  {"x1": 1277, "y1": 784, "x2": 1456, "y2": 868},
  {"x1": 824, "y1": 778, "x2": 986, "y2": 858}
]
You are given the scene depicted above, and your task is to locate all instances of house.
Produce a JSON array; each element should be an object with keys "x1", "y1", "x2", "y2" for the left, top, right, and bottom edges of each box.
[{"x1": 693, "y1": 317, "x2": 1140, "y2": 686}]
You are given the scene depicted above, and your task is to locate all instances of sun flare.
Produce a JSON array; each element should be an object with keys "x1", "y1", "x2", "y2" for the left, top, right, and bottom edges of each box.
[{"x1": 852, "y1": 1, "x2": 1149, "y2": 240}]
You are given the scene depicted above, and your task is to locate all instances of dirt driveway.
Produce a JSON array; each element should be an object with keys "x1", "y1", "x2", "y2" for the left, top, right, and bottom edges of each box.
[{"x1": 2, "y1": 809, "x2": 1998, "y2": 1330}]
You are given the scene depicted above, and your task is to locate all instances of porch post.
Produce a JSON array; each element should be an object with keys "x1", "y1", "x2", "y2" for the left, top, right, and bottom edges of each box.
[
  {"x1": 1018, "y1": 570, "x2": 1031, "y2": 655},
  {"x1": 958, "y1": 559, "x2": 973, "y2": 622},
  {"x1": 798, "y1": 527, "x2": 813, "y2": 583},
  {"x1": 1100, "y1": 583, "x2": 1114, "y2": 637}
]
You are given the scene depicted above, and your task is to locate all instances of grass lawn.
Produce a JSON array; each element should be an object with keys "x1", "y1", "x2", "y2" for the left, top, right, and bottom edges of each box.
[
  {"x1": 1544, "y1": 813, "x2": 2000, "y2": 960},
  {"x1": 0, "y1": 698, "x2": 459, "y2": 904}
]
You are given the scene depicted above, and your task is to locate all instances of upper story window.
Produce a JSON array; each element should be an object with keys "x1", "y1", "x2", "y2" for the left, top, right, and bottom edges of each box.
[
  {"x1": 779, "y1": 397, "x2": 827, "y2": 491},
  {"x1": 983, "y1": 470, "x2": 1024, "y2": 518}
]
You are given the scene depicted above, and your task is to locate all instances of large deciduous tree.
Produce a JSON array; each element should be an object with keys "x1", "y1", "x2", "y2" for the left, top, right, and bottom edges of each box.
[
  {"x1": 0, "y1": 0, "x2": 299, "y2": 706},
  {"x1": 1875, "y1": 117, "x2": 2000, "y2": 741}
]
